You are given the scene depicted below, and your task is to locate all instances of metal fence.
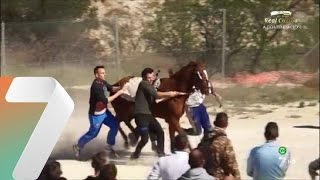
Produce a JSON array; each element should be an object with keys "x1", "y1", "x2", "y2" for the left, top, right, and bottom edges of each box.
[{"x1": 0, "y1": 12, "x2": 318, "y2": 86}]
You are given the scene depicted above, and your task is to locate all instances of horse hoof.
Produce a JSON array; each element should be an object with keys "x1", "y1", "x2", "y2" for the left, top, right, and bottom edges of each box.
[{"x1": 158, "y1": 152, "x2": 166, "y2": 157}]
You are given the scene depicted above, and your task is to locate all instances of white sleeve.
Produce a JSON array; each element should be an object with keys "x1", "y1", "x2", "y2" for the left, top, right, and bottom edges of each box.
[
  {"x1": 279, "y1": 150, "x2": 291, "y2": 173},
  {"x1": 147, "y1": 161, "x2": 161, "y2": 180},
  {"x1": 186, "y1": 91, "x2": 203, "y2": 106}
]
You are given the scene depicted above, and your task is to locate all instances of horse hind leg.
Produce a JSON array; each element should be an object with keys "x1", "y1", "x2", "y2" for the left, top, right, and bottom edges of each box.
[
  {"x1": 168, "y1": 122, "x2": 178, "y2": 153},
  {"x1": 118, "y1": 124, "x2": 129, "y2": 149},
  {"x1": 125, "y1": 121, "x2": 136, "y2": 135},
  {"x1": 125, "y1": 119, "x2": 139, "y2": 147}
]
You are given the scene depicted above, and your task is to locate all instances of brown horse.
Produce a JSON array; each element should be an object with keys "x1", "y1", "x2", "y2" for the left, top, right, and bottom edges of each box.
[{"x1": 111, "y1": 61, "x2": 211, "y2": 152}]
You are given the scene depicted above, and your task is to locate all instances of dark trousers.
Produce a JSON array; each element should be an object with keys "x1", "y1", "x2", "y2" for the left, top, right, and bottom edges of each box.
[{"x1": 133, "y1": 113, "x2": 164, "y2": 156}]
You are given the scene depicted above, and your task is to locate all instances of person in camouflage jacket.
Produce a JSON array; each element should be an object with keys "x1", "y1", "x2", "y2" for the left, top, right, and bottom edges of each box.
[{"x1": 198, "y1": 112, "x2": 241, "y2": 180}]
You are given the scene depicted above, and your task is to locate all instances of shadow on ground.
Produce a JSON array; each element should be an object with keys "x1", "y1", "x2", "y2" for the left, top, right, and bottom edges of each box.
[
  {"x1": 293, "y1": 125, "x2": 320, "y2": 129},
  {"x1": 50, "y1": 141, "x2": 158, "y2": 166}
]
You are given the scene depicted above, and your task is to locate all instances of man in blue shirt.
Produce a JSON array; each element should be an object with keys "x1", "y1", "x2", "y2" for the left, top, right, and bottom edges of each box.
[{"x1": 247, "y1": 122, "x2": 291, "y2": 180}]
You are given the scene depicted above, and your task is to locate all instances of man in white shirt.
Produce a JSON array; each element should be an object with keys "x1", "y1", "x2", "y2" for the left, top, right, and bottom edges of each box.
[
  {"x1": 184, "y1": 83, "x2": 222, "y2": 136},
  {"x1": 147, "y1": 135, "x2": 190, "y2": 180}
]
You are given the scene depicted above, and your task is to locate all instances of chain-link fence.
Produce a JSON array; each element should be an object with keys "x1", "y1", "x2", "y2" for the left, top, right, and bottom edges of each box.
[
  {"x1": 1, "y1": 19, "x2": 119, "y2": 85},
  {"x1": 1, "y1": 10, "x2": 319, "y2": 87}
]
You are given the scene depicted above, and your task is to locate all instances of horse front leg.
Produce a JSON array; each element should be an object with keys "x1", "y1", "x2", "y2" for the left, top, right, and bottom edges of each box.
[
  {"x1": 176, "y1": 125, "x2": 192, "y2": 151},
  {"x1": 168, "y1": 119, "x2": 185, "y2": 152},
  {"x1": 168, "y1": 123, "x2": 176, "y2": 153},
  {"x1": 169, "y1": 119, "x2": 191, "y2": 152}
]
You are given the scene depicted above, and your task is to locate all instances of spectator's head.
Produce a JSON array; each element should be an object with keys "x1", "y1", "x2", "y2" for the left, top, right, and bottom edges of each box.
[
  {"x1": 214, "y1": 112, "x2": 228, "y2": 129},
  {"x1": 84, "y1": 176, "x2": 97, "y2": 180},
  {"x1": 174, "y1": 134, "x2": 189, "y2": 151},
  {"x1": 38, "y1": 160, "x2": 63, "y2": 180},
  {"x1": 49, "y1": 161, "x2": 63, "y2": 179},
  {"x1": 308, "y1": 158, "x2": 320, "y2": 179},
  {"x1": 98, "y1": 163, "x2": 117, "y2": 180},
  {"x1": 94, "y1": 66, "x2": 106, "y2": 80},
  {"x1": 264, "y1": 122, "x2": 279, "y2": 141},
  {"x1": 91, "y1": 151, "x2": 108, "y2": 175},
  {"x1": 84, "y1": 176, "x2": 98, "y2": 180},
  {"x1": 188, "y1": 149, "x2": 205, "y2": 169},
  {"x1": 141, "y1": 68, "x2": 155, "y2": 84}
]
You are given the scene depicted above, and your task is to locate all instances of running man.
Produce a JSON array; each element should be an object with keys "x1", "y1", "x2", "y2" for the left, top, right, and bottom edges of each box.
[{"x1": 73, "y1": 65, "x2": 126, "y2": 157}]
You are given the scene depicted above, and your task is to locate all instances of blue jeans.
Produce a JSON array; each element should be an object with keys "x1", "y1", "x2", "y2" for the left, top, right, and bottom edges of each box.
[
  {"x1": 186, "y1": 104, "x2": 212, "y2": 134},
  {"x1": 78, "y1": 110, "x2": 119, "y2": 148}
]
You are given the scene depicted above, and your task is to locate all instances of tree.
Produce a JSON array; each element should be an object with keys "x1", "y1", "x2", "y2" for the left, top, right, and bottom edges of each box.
[
  {"x1": 142, "y1": 0, "x2": 318, "y2": 74},
  {"x1": 1, "y1": 0, "x2": 92, "y2": 22},
  {"x1": 1, "y1": 0, "x2": 98, "y2": 40},
  {"x1": 246, "y1": 0, "x2": 308, "y2": 73},
  {"x1": 1, "y1": 0, "x2": 105, "y2": 65},
  {"x1": 259, "y1": 1, "x2": 319, "y2": 72},
  {"x1": 143, "y1": 0, "x2": 200, "y2": 64},
  {"x1": 292, "y1": 15, "x2": 319, "y2": 71}
]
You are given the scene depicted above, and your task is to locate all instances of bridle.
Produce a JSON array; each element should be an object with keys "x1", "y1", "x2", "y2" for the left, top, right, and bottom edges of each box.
[{"x1": 195, "y1": 69, "x2": 211, "y2": 94}]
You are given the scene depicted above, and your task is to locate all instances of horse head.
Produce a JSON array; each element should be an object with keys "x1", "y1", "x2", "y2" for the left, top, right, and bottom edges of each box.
[
  {"x1": 170, "y1": 61, "x2": 211, "y2": 95},
  {"x1": 189, "y1": 61, "x2": 211, "y2": 95}
]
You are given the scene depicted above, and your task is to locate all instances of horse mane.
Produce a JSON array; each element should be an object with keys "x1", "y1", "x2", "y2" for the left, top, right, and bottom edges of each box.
[
  {"x1": 168, "y1": 69, "x2": 174, "y2": 77},
  {"x1": 169, "y1": 61, "x2": 198, "y2": 80}
]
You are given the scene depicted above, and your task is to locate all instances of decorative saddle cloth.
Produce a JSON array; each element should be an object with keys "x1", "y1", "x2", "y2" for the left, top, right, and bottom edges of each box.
[
  {"x1": 121, "y1": 77, "x2": 161, "y2": 102},
  {"x1": 120, "y1": 77, "x2": 142, "y2": 102}
]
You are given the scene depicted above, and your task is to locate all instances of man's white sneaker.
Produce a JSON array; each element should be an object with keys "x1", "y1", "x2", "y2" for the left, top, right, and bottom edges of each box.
[
  {"x1": 73, "y1": 144, "x2": 81, "y2": 158},
  {"x1": 105, "y1": 145, "x2": 119, "y2": 158}
]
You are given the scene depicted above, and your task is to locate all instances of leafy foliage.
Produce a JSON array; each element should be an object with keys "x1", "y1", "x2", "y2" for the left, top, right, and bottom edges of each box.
[
  {"x1": 1, "y1": 0, "x2": 91, "y2": 22},
  {"x1": 143, "y1": 0, "x2": 319, "y2": 74},
  {"x1": 2, "y1": 0, "x2": 106, "y2": 65}
]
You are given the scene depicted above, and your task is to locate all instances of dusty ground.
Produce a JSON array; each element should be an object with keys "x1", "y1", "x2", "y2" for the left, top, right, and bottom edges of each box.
[{"x1": 51, "y1": 88, "x2": 319, "y2": 180}]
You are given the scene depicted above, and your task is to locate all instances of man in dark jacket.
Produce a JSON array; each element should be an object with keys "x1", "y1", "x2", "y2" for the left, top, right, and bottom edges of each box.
[
  {"x1": 130, "y1": 67, "x2": 185, "y2": 159},
  {"x1": 73, "y1": 66, "x2": 126, "y2": 157}
]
